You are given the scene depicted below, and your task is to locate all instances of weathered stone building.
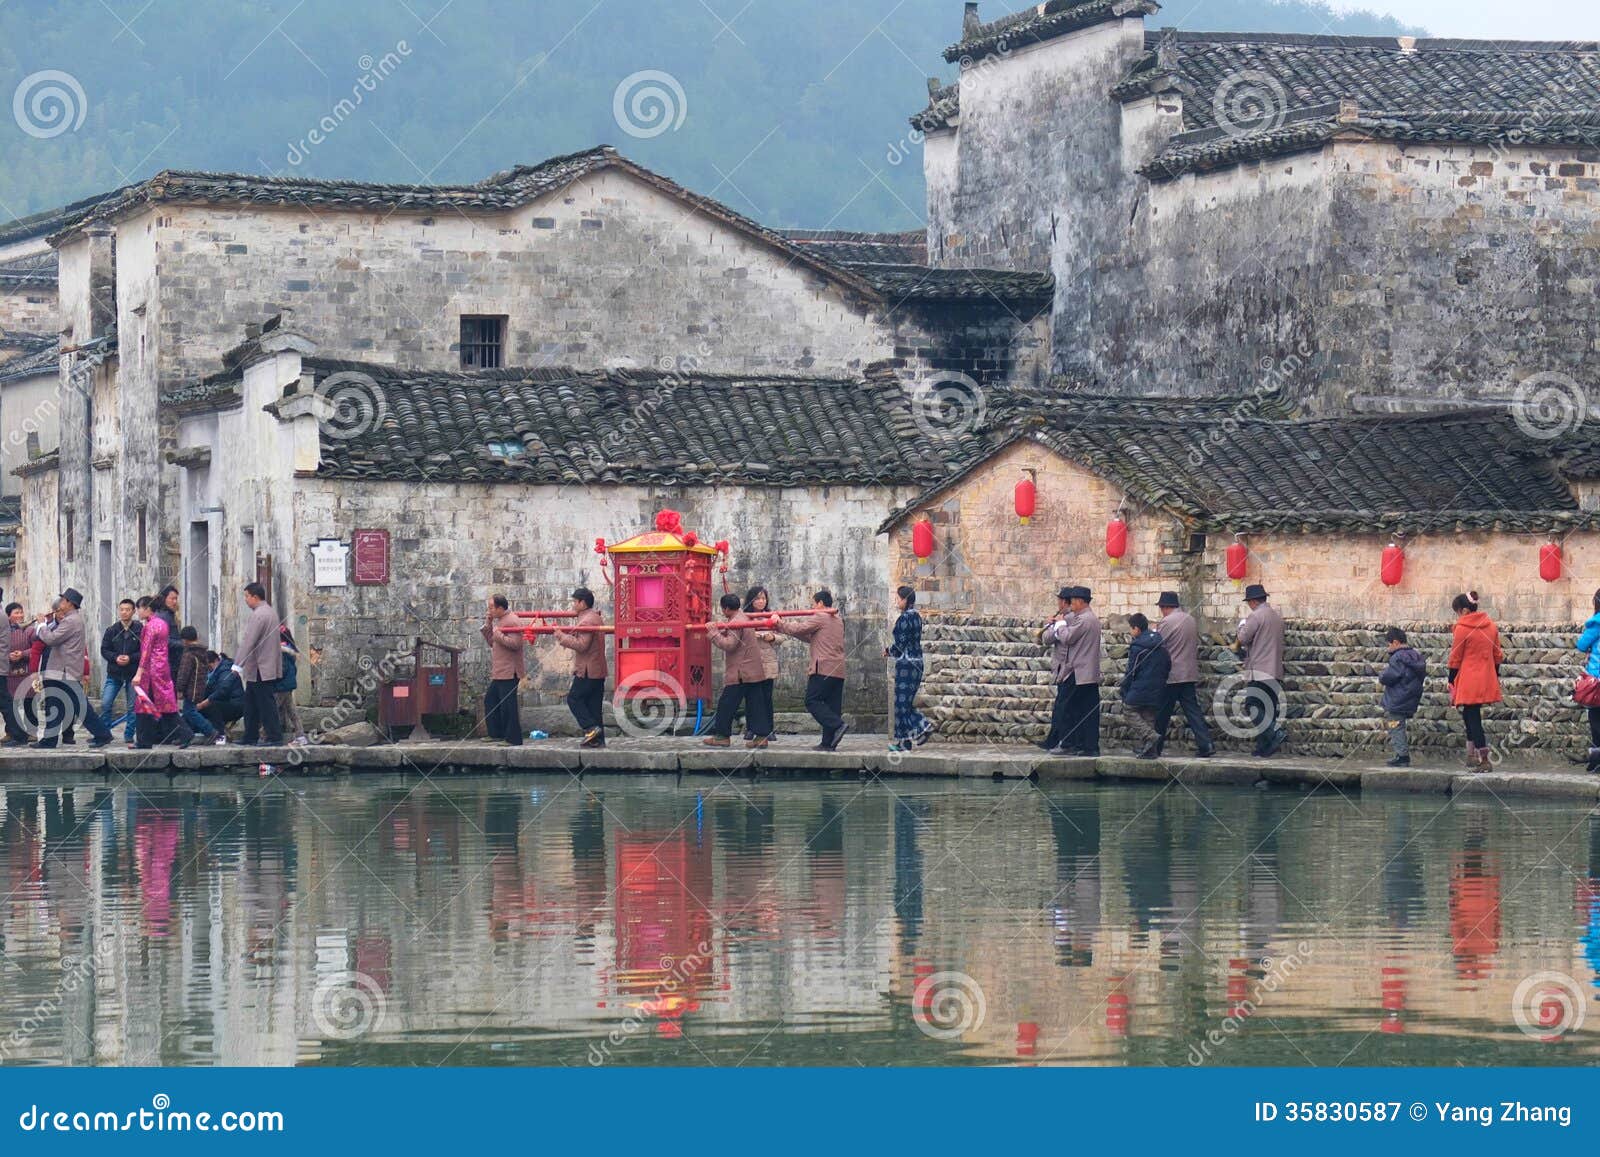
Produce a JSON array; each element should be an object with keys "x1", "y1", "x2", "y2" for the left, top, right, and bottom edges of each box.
[{"x1": 917, "y1": 2, "x2": 1600, "y2": 411}]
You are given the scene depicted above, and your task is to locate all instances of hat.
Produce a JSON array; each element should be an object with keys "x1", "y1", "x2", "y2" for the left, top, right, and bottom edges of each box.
[
  {"x1": 59, "y1": 588, "x2": 83, "y2": 608},
  {"x1": 1057, "y1": 587, "x2": 1074, "y2": 601},
  {"x1": 1244, "y1": 584, "x2": 1269, "y2": 602},
  {"x1": 1157, "y1": 592, "x2": 1182, "y2": 609},
  {"x1": 1071, "y1": 586, "x2": 1093, "y2": 603}
]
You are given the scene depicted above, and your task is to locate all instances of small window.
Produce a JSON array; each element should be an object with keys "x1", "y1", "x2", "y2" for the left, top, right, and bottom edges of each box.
[
  {"x1": 65, "y1": 510, "x2": 75, "y2": 561},
  {"x1": 1187, "y1": 533, "x2": 1208, "y2": 555},
  {"x1": 487, "y1": 440, "x2": 526, "y2": 459},
  {"x1": 137, "y1": 506, "x2": 148, "y2": 564},
  {"x1": 460, "y1": 316, "x2": 506, "y2": 369}
]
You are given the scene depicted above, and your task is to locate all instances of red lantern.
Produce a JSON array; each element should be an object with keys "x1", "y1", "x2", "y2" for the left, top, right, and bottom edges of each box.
[
  {"x1": 1540, "y1": 542, "x2": 1563, "y2": 583},
  {"x1": 1226, "y1": 541, "x2": 1249, "y2": 583},
  {"x1": 1014, "y1": 478, "x2": 1037, "y2": 525},
  {"x1": 1106, "y1": 517, "x2": 1128, "y2": 564},
  {"x1": 912, "y1": 520, "x2": 935, "y2": 562},
  {"x1": 1381, "y1": 543, "x2": 1404, "y2": 588}
]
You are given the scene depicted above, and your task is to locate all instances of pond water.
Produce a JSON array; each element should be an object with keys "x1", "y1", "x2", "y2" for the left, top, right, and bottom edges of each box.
[{"x1": 1, "y1": 773, "x2": 1596, "y2": 1066}]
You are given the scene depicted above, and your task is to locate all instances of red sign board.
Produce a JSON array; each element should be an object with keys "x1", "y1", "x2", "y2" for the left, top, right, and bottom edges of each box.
[{"x1": 352, "y1": 529, "x2": 390, "y2": 586}]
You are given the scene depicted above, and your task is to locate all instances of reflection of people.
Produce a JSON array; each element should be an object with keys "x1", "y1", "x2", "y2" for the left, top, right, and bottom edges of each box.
[
  {"x1": 1448, "y1": 831, "x2": 1500, "y2": 981},
  {"x1": 1048, "y1": 797, "x2": 1100, "y2": 969}
]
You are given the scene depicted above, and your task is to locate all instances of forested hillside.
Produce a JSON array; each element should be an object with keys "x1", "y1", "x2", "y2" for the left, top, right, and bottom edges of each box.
[{"x1": 0, "y1": 0, "x2": 1421, "y2": 229}]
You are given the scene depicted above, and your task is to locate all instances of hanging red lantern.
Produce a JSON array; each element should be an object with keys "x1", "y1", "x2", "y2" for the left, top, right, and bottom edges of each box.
[
  {"x1": 1014, "y1": 477, "x2": 1037, "y2": 525},
  {"x1": 1226, "y1": 541, "x2": 1249, "y2": 583},
  {"x1": 912, "y1": 519, "x2": 935, "y2": 562},
  {"x1": 1540, "y1": 542, "x2": 1563, "y2": 583},
  {"x1": 1381, "y1": 543, "x2": 1405, "y2": 588},
  {"x1": 1106, "y1": 517, "x2": 1128, "y2": 564}
]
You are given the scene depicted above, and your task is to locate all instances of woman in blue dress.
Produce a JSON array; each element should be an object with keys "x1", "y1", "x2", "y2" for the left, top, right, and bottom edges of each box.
[{"x1": 886, "y1": 586, "x2": 934, "y2": 752}]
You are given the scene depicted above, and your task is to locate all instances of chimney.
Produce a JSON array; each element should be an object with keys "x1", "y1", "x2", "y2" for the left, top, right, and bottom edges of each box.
[
  {"x1": 963, "y1": 3, "x2": 981, "y2": 36},
  {"x1": 1338, "y1": 99, "x2": 1360, "y2": 125},
  {"x1": 85, "y1": 227, "x2": 116, "y2": 341},
  {"x1": 1397, "y1": 35, "x2": 1417, "y2": 54},
  {"x1": 928, "y1": 76, "x2": 944, "y2": 98}
]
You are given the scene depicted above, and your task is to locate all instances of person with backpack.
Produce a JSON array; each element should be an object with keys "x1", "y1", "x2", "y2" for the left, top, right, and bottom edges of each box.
[{"x1": 1378, "y1": 627, "x2": 1426, "y2": 768}]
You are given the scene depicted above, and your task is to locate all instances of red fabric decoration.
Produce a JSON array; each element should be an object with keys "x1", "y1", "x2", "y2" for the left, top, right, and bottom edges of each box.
[
  {"x1": 1226, "y1": 541, "x2": 1249, "y2": 582},
  {"x1": 682, "y1": 532, "x2": 699, "y2": 548},
  {"x1": 912, "y1": 520, "x2": 935, "y2": 561},
  {"x1": 654, "y1": 510, "x2": 684, "y2": 535},
  {"x1": 1540, "y1": 542, "x2": 1563, "y2": 583},
  {"x1": 1014, "y1": 478, "x2": 1037, "y2": 525},
  {"x1": 1381, "y1": 544, "x2": 1405, "y2": 588},
  {"x1": 1105, "y1": 518, "x2": 1128, "y2": 562},
  {"x1": 714, "y1": 540, "x2": 730, "y2": 556}
]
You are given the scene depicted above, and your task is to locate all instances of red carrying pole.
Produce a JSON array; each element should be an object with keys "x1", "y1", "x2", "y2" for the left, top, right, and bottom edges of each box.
[{"x1": 688, "y1": 618, "x2": 781, "y2": 633}]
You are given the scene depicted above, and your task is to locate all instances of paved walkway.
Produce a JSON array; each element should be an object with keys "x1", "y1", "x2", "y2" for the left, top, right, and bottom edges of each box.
[{"x1": 0, "y1": 736, "x2": 1596, "y2": 802}]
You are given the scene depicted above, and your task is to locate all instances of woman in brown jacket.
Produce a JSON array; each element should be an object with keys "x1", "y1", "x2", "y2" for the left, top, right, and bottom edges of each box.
[
  {"x1": 704, "y1": 594, "x2": 774, "y2": 749},
  {"x1": 1448, "y1": 591, "x2": 1503, "y2": 771},
  {"x1": 742, "y1": 586, "x2": 781, "y2": 743}
]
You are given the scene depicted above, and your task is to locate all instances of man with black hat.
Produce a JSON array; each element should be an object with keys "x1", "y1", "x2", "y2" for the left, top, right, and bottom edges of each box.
[
  {"x1": 1059, "y1": 587, "x2": 1103, "y2": 756},
  {"x1": 1147, "y1": 592, "x2": 1214, "y2": 759},
  {"x1": 1040, "y1": 587, "x2": 1078, "y2": 752},
  {"x1": 1237, "y1": 584, "x2": 1286, "y2": 757},
  {"x1": 32, "y1": 589, "x2": 113, "y2": 748}
]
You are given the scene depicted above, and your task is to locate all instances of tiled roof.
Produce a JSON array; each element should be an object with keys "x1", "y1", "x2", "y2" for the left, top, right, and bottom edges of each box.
[
  {"x1": 782, "y1": 230, "x2": 927, "y2": 265},
  {"x1": 0, "y1": 336, "x2": 59, "y2": 383},
  {"x1": 945, "y1": 1, "x2": 1160, "y2": 65},
  {"x1": 0, "y1": 253, "x2": 56, "y2": 290},
  {"x1": 885, "y1": 402, "x2": 1595, "y2": 534},
  {"x1": 34, "y1": 147, "x2": 880, "y2": 301},
  {"x1": 0, "y1": 188, "x2": 125, "y2": 248},
  {"x1": 782, "y1": 230, "x2": 1054, "y2": 309},
  {"x1": 1119, "y1": 33, "x2": 1600, "y2": 178},
  {"x1": 288, "y1": 359, "x2": 980, "y2": 487},
  {"x1": 910, "y1": 81, "x2": 960, "y2": 132}
]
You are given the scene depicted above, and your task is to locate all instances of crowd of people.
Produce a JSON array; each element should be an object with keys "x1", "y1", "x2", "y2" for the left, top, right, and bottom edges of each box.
[
  {"x1": 2, "y1": 582, "x2": 307, "y2": 751},
  {"x1": 478, "y1": 579, "x2": 1596, "y2": 770}
]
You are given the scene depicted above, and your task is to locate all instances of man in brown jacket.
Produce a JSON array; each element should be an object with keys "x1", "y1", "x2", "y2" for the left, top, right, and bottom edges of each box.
[
  {"x1": 554, "y1": 587, "x2": 608, "y2": 748},
  {"x1": 235, "y1": 582, "x2": 284, "y2": 746},
  {"x1": 1237, "y1": 584, "x2": 1286, "y2": 757},
  {"x1": 1148, "y1": 592, "x2": 1215, "y2": 759},
  {"x1": 776, "y1": 589, "x2": 847, "y2": 750},
  {"x1": 704, "y1": 594, "x2": 773, "y2": 749},
  {"x1": 481, "y1": 595, "x2": 528, "y2": 746}
]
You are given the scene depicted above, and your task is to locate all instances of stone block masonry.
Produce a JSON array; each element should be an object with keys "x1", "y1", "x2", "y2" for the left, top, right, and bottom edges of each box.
[{"x1": 918, "y1": 614, "x2": 1595, "y2": 758}]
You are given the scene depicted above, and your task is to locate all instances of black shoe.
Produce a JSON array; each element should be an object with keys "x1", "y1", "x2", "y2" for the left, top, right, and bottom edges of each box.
[
  {"x1": 177, "y1": 736, "x2": 194, "y2": 750},
  {"x1": 89, "y1": 737, "x2": 112, "y2": 749},
  {"x1": 1387, "y1": 756, "x2": 1411, "y2": 767},
  {"x1": 825, "y1": 723, "x2": 851, "y2": 751},
  {"x1": 1134, "y1": 743, "x2": 1160, "y2": 760},
  {"x1": 3, "y1": 738, "x2": 28, "y2": 748},
  {"x1": 1195, "y1": 748, "x2": 1214, "y2": 759}
]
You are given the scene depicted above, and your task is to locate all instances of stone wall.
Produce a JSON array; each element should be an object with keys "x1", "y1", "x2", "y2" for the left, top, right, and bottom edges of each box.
[
  {"x1": 0, "y1": 286, "x2": 57, "y2": 335},
  {"x1": 0, "y1": 369, "x2": 61, "y2": 500},
  {"x1": 918, "y1": 613, "x2": 1592, "y2": 758},
  {"x1": 14, "y1": 461, "x2": 59, "y2": 615},
  {"x1": 284, "y1": 477, "x2": 914, "y2": 729}
]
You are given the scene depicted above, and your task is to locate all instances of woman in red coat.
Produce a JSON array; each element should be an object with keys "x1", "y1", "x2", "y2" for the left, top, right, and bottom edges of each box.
[{"x1": 1448, "y1": 591, "x2": 1503, "y2": 771}]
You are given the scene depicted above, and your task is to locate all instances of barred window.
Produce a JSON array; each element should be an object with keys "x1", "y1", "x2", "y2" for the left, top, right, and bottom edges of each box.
[{"x1": 460, "y1": 316, "x2": 506, "y2": 369}]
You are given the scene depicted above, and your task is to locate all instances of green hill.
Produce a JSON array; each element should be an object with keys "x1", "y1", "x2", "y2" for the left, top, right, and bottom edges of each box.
[{"x1": 0, "y1": 0, "x2": 1423, "y2": 230}]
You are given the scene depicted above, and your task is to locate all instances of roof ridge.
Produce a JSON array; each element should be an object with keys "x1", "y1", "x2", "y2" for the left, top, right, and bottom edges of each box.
[{"x1": 1146, "y1": 29, "x2": 1600, "y2": 53}]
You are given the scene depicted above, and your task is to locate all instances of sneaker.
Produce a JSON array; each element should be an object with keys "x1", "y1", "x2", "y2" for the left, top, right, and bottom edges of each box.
[
  {"x1": 914, "y1": 722, "x2": 936, "y2": 747},
  {"x1": 214, "y1": 735, "x2": 228, "y2": 746},
  {"x1": 580, "y1": 729, "x2": 606, "y2": 749},
  {"x1": 289, "y1": 735, "x2": 310, "y2": 747},
  {"x1": 1386, "y1": 755, "x2": 1411, "y2": 767}
]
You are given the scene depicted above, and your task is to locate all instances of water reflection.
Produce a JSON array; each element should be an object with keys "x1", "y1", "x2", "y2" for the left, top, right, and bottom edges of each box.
[{"x1": 1, "y1": 776, "x2": 1597, "y2": 1067}]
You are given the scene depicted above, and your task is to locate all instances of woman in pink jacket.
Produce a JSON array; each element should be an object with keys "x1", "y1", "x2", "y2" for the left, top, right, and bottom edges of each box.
[{"x1": 131, "y1": 596, "x2": 194, "y2": 749}]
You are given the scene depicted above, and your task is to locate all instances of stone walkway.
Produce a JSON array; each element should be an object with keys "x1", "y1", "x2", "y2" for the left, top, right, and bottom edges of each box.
[{"x1": 0, "y1": 736, "x2": 1596, "y2": 803}]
